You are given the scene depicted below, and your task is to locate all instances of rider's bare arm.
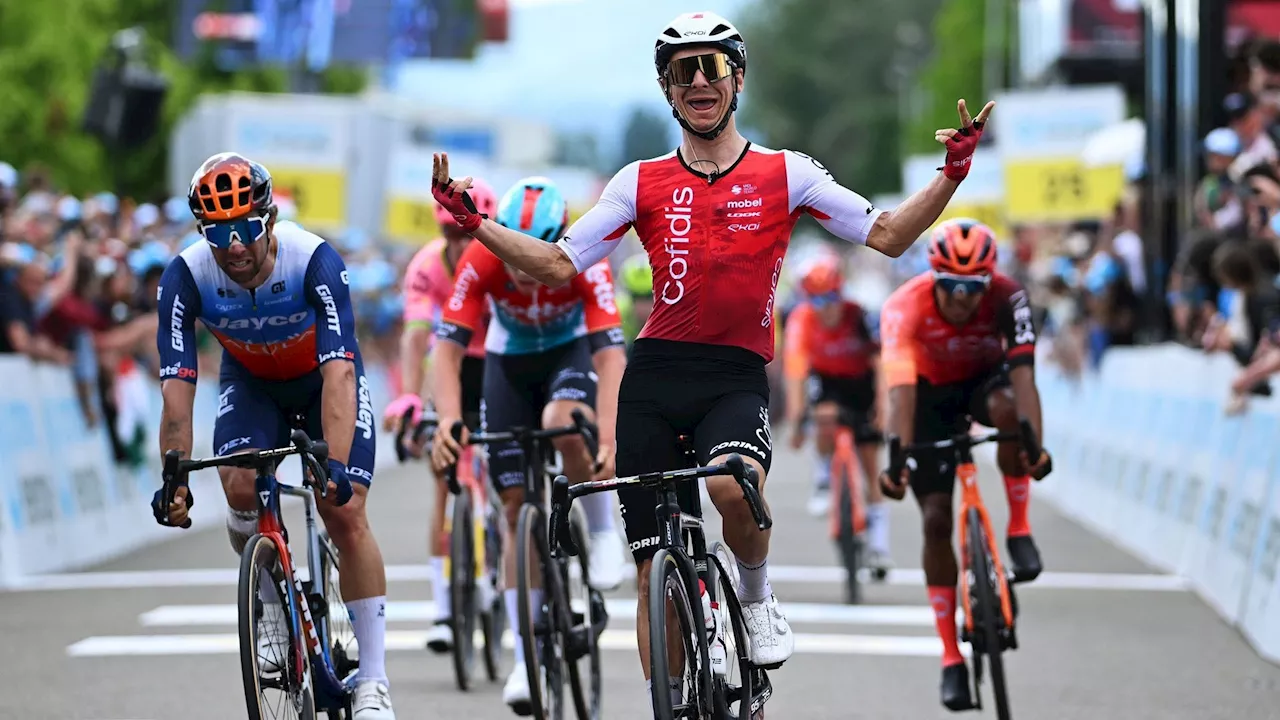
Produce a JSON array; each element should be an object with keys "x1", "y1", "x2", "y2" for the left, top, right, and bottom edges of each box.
[
  {"x1": 997, "y1": 279, "x2": 1041, "y2": 444},
  {"x1": 592, "y1": 345, "x2": 626, "y2": 448},
  {"x1": 320, "y1": 361, "x2": 357, "y2": 465},
  {"x1": 878, "y1": 295, "x2": 920, "y2": 445},
  {"x1": 576, "y1": 260, "x2": 628, "y2": 448},
  {"x1": 159, "y1": 380, "x2": 196, "y2": 459},
  {"x1": 428, "y1": 339, "x2": 466, "y2": 423},
  {"x1": 1008, "y1": 366, "x2": 1042, "y2": 445},
  {"x1": 472, "y1": 220, "x2": 579, "y2": 288},
  {"x1": 307, "y1": 244, "x2": 361, "y2": 465},
  {"x1": 885, "y1": 384, "x2": 917, "y2": 447},
  {"x1": 400, "y1": 323, "x2": 432, "y2": 400},
  {"x1": 865, "y1": 174, "x2": 960, "y2": 258},
  {"x1": 781, "y1": 304, "x2": 812, "y2": 428}
]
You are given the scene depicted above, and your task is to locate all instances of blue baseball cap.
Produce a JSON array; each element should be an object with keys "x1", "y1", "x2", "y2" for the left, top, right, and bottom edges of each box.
[{"x1": 1204, "y1": 127, "x2": 1241, "y2": 156}]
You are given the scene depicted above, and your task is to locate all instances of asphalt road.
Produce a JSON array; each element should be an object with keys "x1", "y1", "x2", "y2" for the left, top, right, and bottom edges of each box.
[{"x1": 5, "y1": 442, "x2": 1280, "y2": 720}]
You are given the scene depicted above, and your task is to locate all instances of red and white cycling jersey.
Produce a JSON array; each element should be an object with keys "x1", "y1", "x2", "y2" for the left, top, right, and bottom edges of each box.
[{"x1": 555, "y1": 143, "x2": 883, "y2": 361}]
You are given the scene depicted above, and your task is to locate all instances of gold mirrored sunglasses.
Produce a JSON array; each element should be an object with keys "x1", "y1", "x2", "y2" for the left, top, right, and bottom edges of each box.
[{"x1": 665, "y1": 52, "x2": 734, "y2": 87}]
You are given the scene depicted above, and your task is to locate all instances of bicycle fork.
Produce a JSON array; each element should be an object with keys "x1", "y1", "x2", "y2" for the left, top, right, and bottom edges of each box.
[{"x1": 955, "y1": 468, "x2": 1015, "y2": 633}]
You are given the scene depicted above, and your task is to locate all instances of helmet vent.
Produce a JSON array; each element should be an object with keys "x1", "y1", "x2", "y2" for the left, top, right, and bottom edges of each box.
[{"x1": 710, "y1": 24, "x2": 730, "y2": 35}]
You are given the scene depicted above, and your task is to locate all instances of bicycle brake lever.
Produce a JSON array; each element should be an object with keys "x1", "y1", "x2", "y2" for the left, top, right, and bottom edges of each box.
[
  {"x1": 161, "y1": 450, "x2": 193, "y2": 529},
  {"x1": 444, "y1": 421, "x2": 465, "y2": 496},
  {"x1": 550, "y1": 475, "x2": 579, "y2": 556},
  {"x1": 395, "y1": 407, "x2": 415, "y2": 463},
  {"x1": 570, "y1": 409, "x2": 600, "y2": 461}
]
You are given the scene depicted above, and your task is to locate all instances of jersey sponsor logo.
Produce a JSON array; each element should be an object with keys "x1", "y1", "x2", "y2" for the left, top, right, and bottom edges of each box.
[
  {"x1": 348, "y1": 465, "x2": 373, "y2": 483},
  {"x1": 1010, "y1": 289, "x2": 1036, "y2": 345},
  {"x1": 755, "y1": 405, "x2": 773, "y2": 451},
  {"x1": 218, "y1": 436, "x2": 252, "y2": 456},
  {"x1": 709, "y1": 439, "x2": 765, "y2": 458},
  {"x1": 725, "y1": 197, "x2": 762, "y2": 210},
  {"x1": 730, "y1": 183, "x2": 757, "y2": 195},
  {"x1": 160, "y1": 364, "x2": 197, "y2": 380},
  {"x1": 315, "y1": 285, "x2": 342, "y2": 335},
  {"x1": 212, "y1": 311, "x2": 309, "y2": 331},
  {"x1": 318, "y1": 347, "x2": 353, "y2": 363},
  {"x1": 606, "y1": 327, "x2": 626, "y2": 346},
  {"x1": 726, "y1": 211, "x2": 761, "y2": 218},
  {"x1": 340, "y1": 270, "x2": 350, "y2": 285},
  {"x1": 495, "y1": 297, "x2": 578, "y2": 325},
  {"x1": 583, "y1": 263, "x2": 618, "y2": 315},
  {"x1": 728, "y1": 222, "x2": 761, "y2": 233},
  {"x1": 793, "y1": 150, "x2": 834, "y2": 180},
  {"x1": 761, "y1": 257, "x2": 784, "y2": 328},
  {"x1": 271, "y1": 280, "x2": 286, "y2": 294},
  {"x1": 356, "y1": 374, "x2": 374, "y2": 441},
  {"x1": 217, "y1": 385, "x2": 235, "y2": 418},
  {"x1": 169, "y1": 297, "x2": 186, "y2": 351},
  {"x1": 661, "y1": 186, "x2": 695, "y2": 306},
  {"x1": 629, "y1": 536, "x2": 661, "y2": 552},
  {"x1": 157, "y1": 285, "x2": 163, "y2": 302},
  {"x1": 449, "y1": 263, "x2": 480, "y2": 312}
]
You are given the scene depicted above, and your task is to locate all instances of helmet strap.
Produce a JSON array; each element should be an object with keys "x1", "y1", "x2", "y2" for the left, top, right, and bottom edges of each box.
[{"x1": 665, "y1": 75, "x2": 739, "y2": 143}]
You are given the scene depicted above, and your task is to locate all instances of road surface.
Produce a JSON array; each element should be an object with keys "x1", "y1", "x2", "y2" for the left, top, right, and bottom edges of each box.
[{"x1": 4, "y1": 443, "x2": 1279, "y2": 719}]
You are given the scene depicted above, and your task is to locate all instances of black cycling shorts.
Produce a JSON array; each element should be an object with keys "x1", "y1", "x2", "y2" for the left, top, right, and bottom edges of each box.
[
  {"x1": 616, "y1": 339, "x2": 772, "y2": 563},
  {"x1": 460, "y1": 355, "x2": 484, "y2": 431},
  {"x1": 481, "y1": 338, "x2": 597, "y2": 492},
  {"x1": 908, "y1": 368, "x2": 1011, "y2": 498},
  {"x1": 807, "y1": 371, "x2": 880, "y2": 443}
]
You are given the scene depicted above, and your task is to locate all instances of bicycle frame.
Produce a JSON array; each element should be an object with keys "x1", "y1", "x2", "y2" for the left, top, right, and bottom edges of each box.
[
  {"x1": 953, "y1": 456, "x2": 1016, "y2": 634},
  {"x1": 827, "y1": 427, "x2": 867, "y2": 539},
  {"x1": 254, "y1": 468, "x2": 351, "y2": 706},
  {"x1": 443, "y1": 444, "x2": 491, "y2": 581}
]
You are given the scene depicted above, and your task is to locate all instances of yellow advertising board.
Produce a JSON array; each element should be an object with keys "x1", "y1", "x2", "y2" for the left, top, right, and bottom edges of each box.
[
  {"x1": 384, "y1": 197, "x2": 441, "y2": 244},
  {"x1": 933, "y1": 202, "x2": 1007, "y2": 241},
  {"x1": 1003, "y1": 158, "x2": 1125, "y2": 222},
  {"x1": 269, "y1": 168, "x2": 347, "y2": 229}
]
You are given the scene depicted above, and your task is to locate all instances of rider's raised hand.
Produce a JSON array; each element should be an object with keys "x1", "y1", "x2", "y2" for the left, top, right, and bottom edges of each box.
[
  {"x1": 431, "y1": 153, "x2": 484, "y2": 233},
  {"x1": 937, "y1": 99, "x2": 994, "y2": 183}
]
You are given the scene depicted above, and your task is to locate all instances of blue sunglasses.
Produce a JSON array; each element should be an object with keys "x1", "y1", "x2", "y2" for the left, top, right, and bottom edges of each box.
[
  {"x1": 199, "y1": 215, "x2": 267, "y2": 250},
  {"x1": 933, "y1": 271, "x2": 991, "y2": 296},
  {"x1": 811, "y1": 291, "x2": 842, "y2": 308}
]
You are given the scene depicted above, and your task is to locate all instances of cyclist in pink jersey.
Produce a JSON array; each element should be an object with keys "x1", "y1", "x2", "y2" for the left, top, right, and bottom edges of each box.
[{"x1": 383, "y1": 178, "x2": 496, "y2": 652}]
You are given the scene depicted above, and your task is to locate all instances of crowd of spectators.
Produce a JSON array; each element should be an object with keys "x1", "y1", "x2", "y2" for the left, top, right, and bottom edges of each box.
[{"x1": 0, "y1": 163, "x2": 407, "y2": 467}]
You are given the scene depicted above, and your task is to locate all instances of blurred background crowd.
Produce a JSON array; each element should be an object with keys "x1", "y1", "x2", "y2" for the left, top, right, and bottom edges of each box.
[{"x1": 2, "y1": 0, "x2": 1276, "y2": 463}]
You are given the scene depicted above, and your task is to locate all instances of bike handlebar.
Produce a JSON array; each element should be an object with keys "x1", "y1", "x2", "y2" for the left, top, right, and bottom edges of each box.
[
  {"x1": 886, "y1": 418, "x2": 1048, "y2": 481},
  {"x1": 160, "y1": 429, "x2": 332, "y2": 528},
  {"x1": 548, "y1": 453, "x2": 770, "y2": 557},
  {"x1": 438, "y1": 411, "x2": 601, "y2": 497}
]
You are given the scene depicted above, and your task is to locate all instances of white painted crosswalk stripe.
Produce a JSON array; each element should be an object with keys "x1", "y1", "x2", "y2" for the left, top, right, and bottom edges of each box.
[
  {"x1": 11, "y1": 565, "x2": 1189, "y2": 592},
  {"x1": 67, "y1": 629, "x2": 969, "y2": 659},
  {"x1": 138, "y1": 600, "x2": 940, "y2": 628}
]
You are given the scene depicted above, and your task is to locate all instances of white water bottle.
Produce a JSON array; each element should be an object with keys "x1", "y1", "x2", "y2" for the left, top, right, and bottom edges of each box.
[{"x1": 699, "y1": 580, "x2": 727, "y2": 676}]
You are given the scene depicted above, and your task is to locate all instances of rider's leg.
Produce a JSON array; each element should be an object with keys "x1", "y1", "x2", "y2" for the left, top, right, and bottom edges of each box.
[
  {"x1": 913, "y1": 470, "x2": 971, "y2": 711},
  {"x1": 983, "y1": 382, "x2": 1042, "y2": 582},
  {"x1": 316, "y1": 484, "x2": 388, "y2": 676},
  {"x1": 809, "y1": 401, "x2": 838, "y2": 515},
  {"x1": 859, "y1": 437, "x2": 891, "y2": 560},
  {"x1": 496, "y1": 483, "x2": 530, "y2": 666},
  {"x1": 424, "y1": 465, "x2": 452, "y2": 651}
]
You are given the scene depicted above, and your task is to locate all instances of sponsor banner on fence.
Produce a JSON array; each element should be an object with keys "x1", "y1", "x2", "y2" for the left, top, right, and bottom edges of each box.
[{"x1": 1038, "y1": 344, "x2": 1280, "y2": 665}]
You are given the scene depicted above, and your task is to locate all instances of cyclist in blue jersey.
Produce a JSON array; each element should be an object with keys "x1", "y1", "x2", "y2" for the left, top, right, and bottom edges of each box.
[
  {"x1": 429, "y1": 177, "x2": 628, "y2": 714},
  {"x1": 151, "y1": 152, "x2": 396, "y2": 720}
]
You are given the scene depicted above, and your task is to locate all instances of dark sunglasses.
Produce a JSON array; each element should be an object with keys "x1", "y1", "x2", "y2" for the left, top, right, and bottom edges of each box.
[
  {"x1": 811, "y1": 291, "x2": 841, "y2": 308},
  {"x1": 199, "y1": 215, "x2": 267, "y2": 250},
  {"x1": 666, "y1": 52, "x2": 735, "y2": 87},
  {"x1": 933, "y1": 271, "x2": 991, "y2": 296}
]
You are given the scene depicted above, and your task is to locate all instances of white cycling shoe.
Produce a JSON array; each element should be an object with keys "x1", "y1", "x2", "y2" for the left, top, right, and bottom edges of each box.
[
  {"x1": 503, "y1": 661, "x2": 543, "y2": 716},
  {"x1": 740, "y1": 595, "x2": 794, "y2": 669},
  {"x1": 256, "y1": 601, "x2": 291, "y2": 674},
  {"x1": 425, "y1": 620, "x2": 453, "y2": 654},
  {"x1": 587, "y1": 530, "x2": 626, "y2": 591},
  {"x1": 806, "y1": 489, "x2": 831, "y2": 517},
  {"x1": 352, "y1": 680, "x2": 396, "y2": 720}
]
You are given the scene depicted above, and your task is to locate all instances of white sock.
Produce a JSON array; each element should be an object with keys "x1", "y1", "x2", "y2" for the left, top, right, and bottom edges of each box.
[
  {"x1": 505, "y1": 588, "x2": 543, "y2": 665},
  {"x1": 579, "y1": 491, "x2": 615, "y2": 533},
  {"x1": 430, "y1": 557, "x2": 450, "y2": 619},
  {"x1": 867, "y1": 502, "x2": 891, "y2": 555},
  {"x1": 736, "y1": 557, "x2": 771, "y2": 603},
  {"x1": 347, "y1": 596, "x2": 387, "y2": 683},
  {"x1": 811, "y1": 447, "x2": 831, "y2": 491}
]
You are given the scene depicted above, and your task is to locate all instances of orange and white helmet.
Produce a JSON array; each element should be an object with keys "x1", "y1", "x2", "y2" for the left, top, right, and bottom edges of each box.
[
  {"x1": 928, "y1": 218, "x2": 998, "y2": 275},
  {"x1": 801, "y1": 258, "x2": 843, "y2": 296}
]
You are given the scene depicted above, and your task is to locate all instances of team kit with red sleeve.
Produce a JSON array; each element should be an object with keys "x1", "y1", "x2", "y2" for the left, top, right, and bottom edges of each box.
[
  {"x1": 554, "y1": 143, "x2": 882, "y2": 558},
  {"x1": 436, "y1": 239, "x2": 626, "y2": 490},
  {"x1": 878, "y1": 270, "x2": 1037, "y2": 496},
  {"x1": 782, "y1": 298, "x2": 880, "y2": 440}
]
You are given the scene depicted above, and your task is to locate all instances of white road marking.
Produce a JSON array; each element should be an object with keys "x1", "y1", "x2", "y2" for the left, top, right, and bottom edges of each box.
[
  {"x1": 67, "y1": 630, "x2": 968, "y2": 659},
  {"x1": 9, "y1": 565, "x2": 1189, "y2": 593},
  {"x1": 139, "y1": 600, "x2": 940, "y2": 628}
]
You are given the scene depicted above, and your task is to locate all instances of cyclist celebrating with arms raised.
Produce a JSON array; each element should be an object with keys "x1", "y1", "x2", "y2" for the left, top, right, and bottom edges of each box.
[
  {"x1": 382, "y1": 180, "x2": 498, "y2": 653},
  {"x1": 152, "y1": 153, "x2": 396, "y2": 719},
  {"x1": 877, "y1": 219, "x2": 1051, "y2": 712},
  {"x1": 430, "y1": 10, "x2": 994, "y2": 707},
  {"x1": 428, "y1": 177, "x2": 627, "y2": 714}
]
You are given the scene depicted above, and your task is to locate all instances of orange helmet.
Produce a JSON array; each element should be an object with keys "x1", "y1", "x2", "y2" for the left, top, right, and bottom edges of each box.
[
  {"x1": 188, "y1": 152, "x2": 275, "y2": 222},
  {"x1": 928, "y1": 218, "x2": 997, "y2": 275},
  {"x1": 801, "y1": 259, "x2": 843, "y2": 296}
]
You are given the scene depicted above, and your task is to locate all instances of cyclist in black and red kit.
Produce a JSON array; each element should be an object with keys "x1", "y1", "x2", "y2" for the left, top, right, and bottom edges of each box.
[{"x1": 429, "y1": 10, "x2": 995, "y2": 708}]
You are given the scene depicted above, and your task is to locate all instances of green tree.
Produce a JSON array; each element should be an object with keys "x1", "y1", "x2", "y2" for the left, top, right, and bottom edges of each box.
[
  {"x1": 739, "y1": 0, "x2": 943, "y2": 196},
  {"x1": 618, "y1": 105, "x2": 671, "y2": 170},
  {"x1": 0, "y1": 0, "x2": 366, "y2": 199}
]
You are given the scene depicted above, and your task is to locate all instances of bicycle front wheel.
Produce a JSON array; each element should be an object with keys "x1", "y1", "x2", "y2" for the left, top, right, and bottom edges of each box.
[
  {"x1": 564, "y1": 509, "x2": 601, "y2": 720},
  {"x1": 239, "y1": 534, "x2": 316, "y2": 720},
  {"x1": 517, "y1": 503, "x2": 564, "y2": 720},
  {"x1": 830, "y1": 445, "x2": 863, "y2": 605},
  {"x1": 450, "y1": 488, "x2": 478, "y2": 691},
  {"x1": 708, "y1": 542, "x2": 755, "y2": 720},
  {"x1": 649, "y1": 549, "x2": 709, "y2": 720},
  {"x1": 967, "y1": 507, "x2": 1011, "y2": 720},
  {"x1": 481, "y1": 497, "x2": 506, "y2": 683}
]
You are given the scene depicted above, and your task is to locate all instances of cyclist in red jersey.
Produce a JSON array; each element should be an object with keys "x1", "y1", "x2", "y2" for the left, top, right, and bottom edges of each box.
[
  {"x1": 782, "y1": 259, "x2": 893, "y2": 569},
  {"x1": 381, "y1": 179, "x2": 497, "y2": 653},
  {"x1": 876, "y1": 219, "x2": 1052, "y2": 711},
  {"x1": 429, "y1": 10, "x2": 995, "y2": 702}
]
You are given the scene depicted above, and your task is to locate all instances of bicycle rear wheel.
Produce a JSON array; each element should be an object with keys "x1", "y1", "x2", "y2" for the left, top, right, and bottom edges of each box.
[
  {"x1": 517, "y1": 503, "x2": 564, "y2": 720},
  {"x1": 709, "y1": 542, "x2": 755, "y2": 720},
  {"x1": 830, "y1": 448, "x2": 863, "y2": 605},
  {"x1": 564, "y1": 509, "x2": 602, "y2": 720},
  {"x1": 967, "y1": 507, "x2": 1011, "y2": 720},
  {"x1": 482, "y1": 497, "x2": 506, "y2": 683},
  {"x1": 450, "y1": 489, "x2": 479, "y2": 691},
  {"x1": 318, "y1": 532, "x2": 356, "y2": 720},
  {"x1": 239, "y1": 534, "x2": 316, "y2": 720},
  {"x1": 648, "y1": 549, "x2": 709, "y2": 720}
]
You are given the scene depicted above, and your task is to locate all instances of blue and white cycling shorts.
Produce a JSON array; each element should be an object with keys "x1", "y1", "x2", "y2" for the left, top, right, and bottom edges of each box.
[{"x1": 212, "y1": 354, "x2": 378, "y2": 486}]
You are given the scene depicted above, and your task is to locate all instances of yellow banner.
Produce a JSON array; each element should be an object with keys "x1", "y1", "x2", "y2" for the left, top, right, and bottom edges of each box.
[
  {"x1": 1004, "y1": 159, "x2": 1125, "y2": 222},
  {"x1": 269, "y1": 168, "x2": 346, "y2": 229},
  {"x1": 933, "y1": 202, "x2": 1007, "y2": 241},
  {"x1": 384, "y1": 197, "x2": 441, "y2": 243}
]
